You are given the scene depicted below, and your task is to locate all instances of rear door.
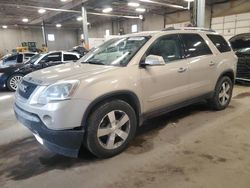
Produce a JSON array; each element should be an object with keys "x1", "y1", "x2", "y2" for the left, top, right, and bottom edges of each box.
[{"x1": 180, "y1": 33, "x2": 216, "y2": 98}]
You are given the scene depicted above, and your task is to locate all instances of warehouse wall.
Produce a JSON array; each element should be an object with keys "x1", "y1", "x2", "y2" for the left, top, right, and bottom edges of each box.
[
  {"x1": 0, "y1": 27, "x2": 78, "y2": 55},
  {"x1": 87, "y1": 0, "x2": 250, "y2": 38},
  {"x1": 45, "y1": 28, "x2": 79, "y2": 51},
  {"x1": 0, "y1": 28, "x2": 43, "y2": 55}
]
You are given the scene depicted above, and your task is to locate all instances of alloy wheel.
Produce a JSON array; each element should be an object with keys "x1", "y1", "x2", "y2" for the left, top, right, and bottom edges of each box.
[
  {"x1": 218, "y1": 81, "x2": 231, "y2": 106},
  {"x1": 9, "y1": 75, "x2": 23, "y2": 91},
  {"x1": 97, "y1": 110, "x2": 130, "y2": 150}
]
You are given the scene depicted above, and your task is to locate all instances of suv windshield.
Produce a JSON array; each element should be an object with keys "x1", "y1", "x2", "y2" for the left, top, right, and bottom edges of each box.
[
  {"x1": 25, "y1": 54, "x2": 43, "y2": 64},
  {"x1": 81, "y1": 36, "x2": 150, "y2": 66}
]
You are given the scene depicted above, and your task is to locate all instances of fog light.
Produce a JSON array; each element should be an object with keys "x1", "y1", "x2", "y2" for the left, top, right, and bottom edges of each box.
[{"x1": 43, "y1": 115, "x2": 52, "y2": 126}]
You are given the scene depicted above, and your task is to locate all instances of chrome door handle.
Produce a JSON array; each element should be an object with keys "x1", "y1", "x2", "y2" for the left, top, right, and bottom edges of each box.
[
  {"x1": 209, "y1": 61, "x2": 216, "y2": 66},
  {"x1": 178, "y1": 67, "x2": 187, "y2": 73}
]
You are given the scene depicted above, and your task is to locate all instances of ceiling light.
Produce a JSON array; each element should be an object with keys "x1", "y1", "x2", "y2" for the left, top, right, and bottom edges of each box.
[
  {"x1": 102, "y1": 7, "x2": 113, "y2": 13},
  {"x1": 56, "y1": 24, "x2": 62, "y2": 28},
  {"x1": 22, "y1": 18, "x2": 29, "y2": 23},
  {"x1": 128, "y1": 2, "x2": 140, "y2": 7},
  {"x1": 136, "y1": 8, "x2": 146, "y2": 12},
  {"x1": 139, "y1": 15, "x2": 143, "y2": 19},
  {"x1": 38, "y1": 9, "x2": 46, "y2": 14},
  {"x1": 77, "y1": 16, "x2": 83, "y2": 21},
  {"x1": 2, "y1": 25, "x2": 8, "y2": 29},
  {"x1": 184, "y1": 0, "x2": 194, "y2": 2},
  {"x1": 60, "y1": 0, "x2": 68, "y2": 2}
]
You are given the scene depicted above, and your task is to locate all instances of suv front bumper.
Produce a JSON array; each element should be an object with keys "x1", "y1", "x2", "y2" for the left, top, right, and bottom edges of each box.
[{"x1": 14, "y1": 104, "x2": 85, "y2": 157}]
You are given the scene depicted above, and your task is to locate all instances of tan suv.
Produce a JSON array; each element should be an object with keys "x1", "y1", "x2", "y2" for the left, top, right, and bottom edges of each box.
[{"x1": 14, "y1": 28, "x2": 237, "y2": 158}]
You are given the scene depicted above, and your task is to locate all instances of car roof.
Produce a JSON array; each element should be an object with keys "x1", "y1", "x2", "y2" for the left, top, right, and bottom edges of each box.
[
  {"x1": 45, "y1": 51, "x2": 80, "y2": 57},
  {"x1": 123, "y1": 27, "x2": 219, "y2": 38},
  {"x1": 19, "y1": 52, "x2": 36, "y2": 54}
]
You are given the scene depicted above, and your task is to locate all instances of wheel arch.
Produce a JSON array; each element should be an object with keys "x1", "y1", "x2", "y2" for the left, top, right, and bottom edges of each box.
[
  {"x1": 81, "y1": 90, "x2": 142, "y2": 129},
  {"x1": 217, "y1": 69, "x2": 235, "y2": 84}
]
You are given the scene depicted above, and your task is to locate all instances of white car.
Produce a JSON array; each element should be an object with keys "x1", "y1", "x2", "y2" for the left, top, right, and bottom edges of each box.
[{"x1": 0, "y1": 51, "x2": 80, "y2": 91}]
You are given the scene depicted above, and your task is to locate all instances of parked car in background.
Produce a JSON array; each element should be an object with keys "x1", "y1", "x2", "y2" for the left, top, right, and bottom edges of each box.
[
  {"x1": 0, "y1": 52, "x2": 37, "y2": 66},
  {"x1": 0, "y1": 51, "x2": 80, "y2": 91},
  {"x1": 14, "y1": 28, "x2": 237, "y2": 158},
  {"x1": 229, "y1": 33, "x2": 250, "y2": 82},
  {"x1": 69, "y1": 46, "x2": 88, "y2": 57}
]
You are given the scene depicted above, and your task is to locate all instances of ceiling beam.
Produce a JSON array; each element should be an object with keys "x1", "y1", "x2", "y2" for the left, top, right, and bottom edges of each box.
[
  {"x1": 0, "y1": 2, "x2": 142, "y2": 23},
  {"x1": 138, "y1": 0, "x2": 187, "y2": 9},
  {"x1": 30, "y1": 0, "x2": 86, "y2": 24}
]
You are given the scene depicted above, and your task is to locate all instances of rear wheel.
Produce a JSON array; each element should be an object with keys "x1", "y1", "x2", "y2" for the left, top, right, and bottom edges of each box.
[
  {"x1": 85, "y1": 100, "x2": 137, "y2": 158},
  {"x1": 7, "y1": 74, "x2": 23, "y2": 91},
  {"x1": 208, "y1": 76, "x2": 233, "y2": 110}
]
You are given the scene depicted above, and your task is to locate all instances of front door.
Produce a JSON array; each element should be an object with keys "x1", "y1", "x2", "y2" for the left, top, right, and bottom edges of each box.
[{"x1": 140, "y1": 34, "x2": 189, "y2": 113}]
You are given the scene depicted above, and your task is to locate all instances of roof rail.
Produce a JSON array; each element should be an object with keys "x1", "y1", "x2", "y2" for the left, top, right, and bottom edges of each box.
[{"x1": 163, "y1": 26, "x2": 216, "y2": 33}]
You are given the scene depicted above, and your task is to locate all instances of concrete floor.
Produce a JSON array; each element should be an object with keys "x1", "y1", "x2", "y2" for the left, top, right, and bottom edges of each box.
[{"x1": 1, "y1": 85, "x2": 250, "y2": 188}]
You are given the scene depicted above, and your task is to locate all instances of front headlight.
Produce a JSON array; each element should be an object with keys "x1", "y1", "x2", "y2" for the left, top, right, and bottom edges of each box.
[{"x1": 36, "y1": 80, "x2": 80, "y2": 105}]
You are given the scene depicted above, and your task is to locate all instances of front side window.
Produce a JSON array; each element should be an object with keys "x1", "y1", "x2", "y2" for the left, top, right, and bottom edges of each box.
[
  {"x1": 41, "y1": 52, "x2": 62, "y2": 63},
  {"x1": 4, "y1": 54, "x2": 17, "y2": 62},
  {"x1": 81, "y1": 36, "x2": 150, "y2": 66},
  {"x1": 146, "y1": 34, "x2": 182, "y2": 63},
  {"x1": 207, "y1": 34, "x2": 231, "y2": 53},
  {"x1": 26, "y1": 54, "x2": 43, "y2": 64},
  {"x1": 181, "y1": 34, "x2": 212, "y2": 58}
]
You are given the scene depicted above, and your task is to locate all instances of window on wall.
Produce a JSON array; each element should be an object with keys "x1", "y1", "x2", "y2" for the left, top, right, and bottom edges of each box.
[
  {"x1": 131, "y1": 24, "x2": 138, "y2": 33},
  {"x1": 48, "y1": 34, "x2": 55, "y2": 42},
  {"x1": 105, "y1": 29, "x2": 110, "y2": 37}
]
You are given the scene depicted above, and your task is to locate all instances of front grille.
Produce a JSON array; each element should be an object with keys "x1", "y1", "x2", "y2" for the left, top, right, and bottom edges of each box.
[
  {"x1": 236, "y1": 56, "x2": 250, "y2": 79},
  {"x1": 18, "y1": 80, "x2": 37, "y2": 99}
]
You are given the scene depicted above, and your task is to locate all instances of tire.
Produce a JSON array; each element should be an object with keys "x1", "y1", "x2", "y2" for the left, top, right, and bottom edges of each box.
[
  {"x1": 7, "y1": 74, "x2": 23, "y2": 92},
  {"x1": 85, "y1": 100, "x2": 137, "y2": 158},
  {"x1": 208, "y1": 76, "x2": 233, "y2": 110}
]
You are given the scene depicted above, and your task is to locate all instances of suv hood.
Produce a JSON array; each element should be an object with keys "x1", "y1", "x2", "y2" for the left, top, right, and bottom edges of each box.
[{"x1": 24, "y1": 62, "x2": 120, "y2": 85}]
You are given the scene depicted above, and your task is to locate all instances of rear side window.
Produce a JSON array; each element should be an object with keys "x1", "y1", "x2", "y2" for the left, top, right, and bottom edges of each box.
[
  {"x1": 25, "y1": 53, "x2": 35, "y2": 58},
  {"x1": 181, "y1": 34, "x2": 212, "y2": 58},
  {"x1": 207, "y1": 34, "x2": 231, "y2": 53},
  {"x1": 63, "y1": 54, "x2": 79, "y2": 61}
]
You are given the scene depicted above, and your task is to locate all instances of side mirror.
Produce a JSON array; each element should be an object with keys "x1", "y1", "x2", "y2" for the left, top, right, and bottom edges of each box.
[{"x1": 141, "y1": 55, "x2": 165, "y2": 67}]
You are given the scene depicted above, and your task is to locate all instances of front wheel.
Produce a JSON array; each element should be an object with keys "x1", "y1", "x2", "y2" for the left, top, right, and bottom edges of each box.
[
  {"x1": 7, "y1": 74, "x2": 23, "y2": 91},
  {"x1": 85, "y1": 100, "x2": 137, "y2": 158},
  {"x1": 208, "y1": 76, "x2": 233, "y2": 110}
]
